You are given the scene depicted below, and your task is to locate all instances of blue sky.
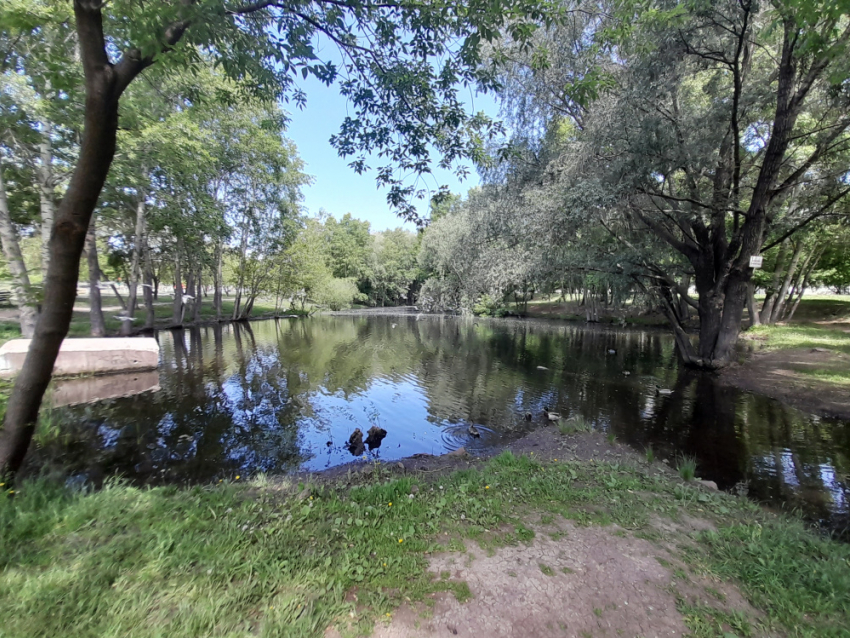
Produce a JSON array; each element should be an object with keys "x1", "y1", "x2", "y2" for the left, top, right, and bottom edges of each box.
[{"x1": 283, "y1": 74, "x2": 501, "y2": 231}]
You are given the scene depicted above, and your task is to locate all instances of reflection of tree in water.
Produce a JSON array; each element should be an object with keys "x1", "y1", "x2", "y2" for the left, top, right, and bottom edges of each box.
[
  {"x1": 34, "y1": 315, "x2": 849, "y2": 534},
  {"x1": 36, "y1": 324, "x2": 304, "y2": 484}
]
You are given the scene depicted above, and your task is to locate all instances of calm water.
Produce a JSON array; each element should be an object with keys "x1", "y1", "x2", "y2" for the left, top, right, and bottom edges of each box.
[{"x1": 36, "y1": 314, "x2": 850, "y2": 534}]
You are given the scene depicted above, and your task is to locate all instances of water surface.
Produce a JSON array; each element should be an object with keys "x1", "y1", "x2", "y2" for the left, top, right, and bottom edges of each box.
[{"x1": 39, "y1": 314, "x2": 849, "y2": 534}]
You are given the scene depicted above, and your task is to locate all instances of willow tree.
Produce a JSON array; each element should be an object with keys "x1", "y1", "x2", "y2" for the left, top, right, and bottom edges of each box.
[
  {"x1": 0, "y1": 0, "x2": 550, "y2": 477},
  {"x1": 491, "y1": 0, "x2": 850, "y2": 367}
]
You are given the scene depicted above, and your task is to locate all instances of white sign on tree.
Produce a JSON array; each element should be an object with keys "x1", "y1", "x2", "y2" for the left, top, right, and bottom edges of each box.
[{"x1": 749, "y1": 255, "x2": 763, "y2": 269}]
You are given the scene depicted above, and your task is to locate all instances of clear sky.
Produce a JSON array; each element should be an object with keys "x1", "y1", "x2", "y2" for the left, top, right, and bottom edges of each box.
[{"x1": 283, "y1": 74, "x2": 501, "y2": 231}]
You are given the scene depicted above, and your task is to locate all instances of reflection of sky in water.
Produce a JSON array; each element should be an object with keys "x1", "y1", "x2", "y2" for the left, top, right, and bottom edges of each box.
[
  {"x1": 41, "y1": 316, "x2": 850, "y2": 535},
  {"x1": 779, "y1": 451, "x2": 800, "y2": 487},
  {"x1": 300, "y1": 376, "x2": 500, "y2": 471}
]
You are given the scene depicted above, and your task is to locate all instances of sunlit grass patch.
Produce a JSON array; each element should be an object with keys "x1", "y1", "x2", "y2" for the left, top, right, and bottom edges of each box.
[
  {"x1": 799, "y1": 369, "x2": 850, "y2": 385},
  {"x1": 745, "y1": 325, "x2": 850, "y2": 355}
]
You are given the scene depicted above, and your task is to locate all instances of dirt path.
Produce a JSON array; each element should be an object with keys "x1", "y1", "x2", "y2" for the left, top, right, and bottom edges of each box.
[
  {"x1": 721, "y1": 347, "x2": 850, "y2": 420},
  {"x1": 362, "y1": 523, "x2": 761, "y2": 638},
  {"x1": 322, "y1": 430, "x2": 768, "y2": 638}
]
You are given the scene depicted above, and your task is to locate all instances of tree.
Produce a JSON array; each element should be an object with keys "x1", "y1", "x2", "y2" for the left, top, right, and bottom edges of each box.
[
  {"x1": 0, "y1": 0, "x2": 548, "y2": 477},
  {"x1": 487, "y1": 0, "x2": 850, "y2": 365},
  {"x1": 368, "y1": 228, "x2": 420, "y2": 306},
  {"x1": 279, "y1": 217, "x2": 332, "y2": 309}
]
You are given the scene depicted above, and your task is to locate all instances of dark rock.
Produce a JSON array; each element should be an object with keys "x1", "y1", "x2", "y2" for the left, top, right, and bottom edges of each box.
[
  {"x1": 346, "y1": 429, "x2": 365, "y2": 456},
  {"x1": 365, "y1": 425, "x2": 387, "y2": 449}
]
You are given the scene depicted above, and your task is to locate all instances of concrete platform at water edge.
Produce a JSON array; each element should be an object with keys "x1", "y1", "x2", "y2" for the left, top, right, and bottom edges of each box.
[{"x1": 0, "y1": 337, "x2": 160, "y2": 378}]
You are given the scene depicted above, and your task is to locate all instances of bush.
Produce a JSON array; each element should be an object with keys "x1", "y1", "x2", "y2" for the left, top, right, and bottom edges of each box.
[
  {"x1": 472, "y1": 294, "x2": 508, "y2": 317},
  {"x1": 316, "y1": 277, "x2": 359, "y2": 311}
]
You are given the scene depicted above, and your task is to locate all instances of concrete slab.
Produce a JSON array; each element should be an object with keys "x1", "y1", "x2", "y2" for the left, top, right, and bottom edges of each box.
[{"x1": 0, "y1": 338, "x2": 160, "y2": 377}]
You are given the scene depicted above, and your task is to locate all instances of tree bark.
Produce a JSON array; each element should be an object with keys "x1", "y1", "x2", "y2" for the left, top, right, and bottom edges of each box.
[
  {"x1": 143, "y1": 242, "x2": 155, "y2": 329},
  {"x1": 769, "y1": 240, "x2": 803, "y2": 323},
  {"x1": 759, "y1": 239, "x2": 789, "y2": 323},
  {"x1": 677, "y1": 274, "x2": 691, "y2": 322},
  {"x1": 172, "y1": 242, "x2": 183, "y2": 325},
  {"x1": 38, "y1": 122, "x2": 56, "y2": 277},
  {"x1": 193, "y1": 268, "x2": 203, "y2": 323},
  {"x1": 120, "y1": 183, "x2": 146, "y2": 335},
  {"x1": 86, "y1": 218, "x2": 106, "y2": 337},
  {"x1": 109, "y1": 282, "x2": 126, "y2": 310},
  {"x1": 0, "y1": 165, "x2": 39, "y2": 337},
  {"x1": 746, "y1": 282, "x2": 760, "y2": 326},
  {"x1": 0, "y1": 0, "x2": 156, "y2": 477},
  {"x1": 784, "y1": 246, "x2": 822, "y2": 322}
]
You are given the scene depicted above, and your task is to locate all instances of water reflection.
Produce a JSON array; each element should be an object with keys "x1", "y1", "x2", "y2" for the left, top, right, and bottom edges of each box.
[{"x1": 35, "y1": 315, "x2": 849, "y2": 535}]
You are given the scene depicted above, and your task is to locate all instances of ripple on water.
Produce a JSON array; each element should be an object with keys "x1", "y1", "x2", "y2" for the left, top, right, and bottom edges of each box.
[{"x1": 439, "y1": 423, "x2": 498, "y2": 452}]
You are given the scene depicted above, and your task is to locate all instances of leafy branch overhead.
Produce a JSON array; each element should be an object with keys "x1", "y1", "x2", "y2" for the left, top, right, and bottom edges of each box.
[{"x1": 12, "y1": 0, "x2": 549, "y2": 220}]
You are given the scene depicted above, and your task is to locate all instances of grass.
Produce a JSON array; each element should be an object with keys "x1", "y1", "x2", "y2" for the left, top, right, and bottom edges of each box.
[
  {"x1": 799, "y1": 369, "x2": 850, "y2": 385},
  {"x1": 678, "y1": 455, "x2": 697, "y2": 481},
  {"x1": 0, "y1": 322, "x2": 21, "y2": 347},
  {"x1": 558, "y1": 416, "x2": 591, "y2": 435},
  {"x1": 0, "y1": 295, "x2": 306, "y2": 346},
  {"x1": 744, "y1": 324, "x2": 850, "y2": 355},
  {"x1": 0, "y1": 451, "x2": 848, "y2": 637},
  {"x1": 645, "y1": 446, "x2": 655, "y2": 463}
]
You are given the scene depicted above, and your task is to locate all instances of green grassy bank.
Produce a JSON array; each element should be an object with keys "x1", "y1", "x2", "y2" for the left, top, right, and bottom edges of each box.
[
  {"x1": 1, "y1": 452, "x2": 848, "y2": 638},
  {"x1": 0, "y1": 295, "x2": 307, "y2": 348}
]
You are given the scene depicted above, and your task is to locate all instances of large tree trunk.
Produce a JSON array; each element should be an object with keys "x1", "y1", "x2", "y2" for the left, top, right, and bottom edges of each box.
[
  {"x1": 184, "y1": 268, "x2": 196, "y2": 323},
  {"x1": 677, "y1": 274, "x2": 691, "y2": 322},
  {"x1": 759, "y1": 239, "x2": 789, "y2": 323},
  {"x1": 193, "y1": 268, "x2": 203, "y2": 323},
  {"x1": 86, "y1": 218, "x2": 106, "y2": 337},
  {"x1": 746, "y1": 282, "x2": 760, "y2": 327},
  {"x1": 769, "y1": 240, "x2": 803, "y2": 323},
  {"x1": 784, "y1": 246, "x2": 822, "y2": 322},
  {"x1": 120, "y1": 186, "x2": 146, "y2": 335},
  {"x1": 0, "y1": 165, "x2": 39, "y2": 337},
  {"x1": 38, "y1": 122, "x2": 56, "y2": 277},
  {"x1": 0, "y1": 0, "x2": 136, "y2": 477}
]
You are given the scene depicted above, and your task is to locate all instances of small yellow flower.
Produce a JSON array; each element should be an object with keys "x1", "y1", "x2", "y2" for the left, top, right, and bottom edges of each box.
[
  {"x1": 0, "y1": 483, "x2": 4, "y2": 487},
  {"x1": 388, "y1": 502, "x2": 392, "y2": 507},
  {"x1": 398, "y1": 538, "x2": 403, "y2": 543},
  {"x1": 235, "y1": 475, "x2": 240, "y2": 480},
  {"x1": 385, "y1": 613, "x2": 391, "y2": 617},
  {"x1": 485, "y1": 485, "x2": 490, "y2": 489},
  {"x1": 8, "y1": 490, "x2": 14, "y2": 494},
  {"x1": 383, "y1": 563, "x2": 387, "y2": 567}
]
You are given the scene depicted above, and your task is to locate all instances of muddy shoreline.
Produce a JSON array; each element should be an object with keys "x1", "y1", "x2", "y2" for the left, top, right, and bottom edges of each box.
[{"x1": 719, "y1": 347, "x2": 850, "y2": 421}]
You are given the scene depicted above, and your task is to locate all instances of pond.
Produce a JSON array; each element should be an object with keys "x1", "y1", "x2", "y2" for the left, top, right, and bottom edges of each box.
[{"x1": 36, "y1": 313, "x2": 849, "y2": 535}]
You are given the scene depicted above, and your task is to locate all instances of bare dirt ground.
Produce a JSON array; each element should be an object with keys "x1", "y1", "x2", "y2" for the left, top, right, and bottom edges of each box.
[
  {"x1": 322, "y1": 430, "x2": 765, "y2": 638},
  {"x1": 359, "y1": 521, "x2": 761, "y2": 638},
  {"x1": 721, "y1": 347, "x2": 850, "y2": 420}
]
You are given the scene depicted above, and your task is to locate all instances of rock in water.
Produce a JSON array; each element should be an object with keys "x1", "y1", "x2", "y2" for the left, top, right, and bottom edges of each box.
[
  {"x1": 346, "y1": 429, "x2": 365, "y2": 456},
  {"x1": 365, "y1": 425, "x2": 388, "y2": 449}
]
